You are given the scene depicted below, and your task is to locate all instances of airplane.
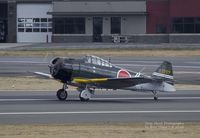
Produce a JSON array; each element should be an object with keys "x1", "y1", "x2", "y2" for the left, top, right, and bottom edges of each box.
[{"x1": 35, "y1": 55, "x2": 176, "y2": 101}]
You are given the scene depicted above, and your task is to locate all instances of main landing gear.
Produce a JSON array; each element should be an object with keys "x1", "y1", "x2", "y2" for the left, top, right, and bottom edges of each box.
[
  {"x1": 56, "y1": 84, "x2": 68, "y2": 101},
  {"x1": 56, "y1": 84, "x2": 94, "y2": 101},
  {"x1": 79, "y1": 89, "x2": 93, "y2": 101},
  {"x1": 152, "y1": 91, "x2": 158, "y2": 101}
]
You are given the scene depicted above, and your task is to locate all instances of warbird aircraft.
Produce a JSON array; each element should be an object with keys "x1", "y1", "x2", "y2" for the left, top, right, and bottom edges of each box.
[{"x1": 35, "y1": 55, "x2": 175, "y2": 101}]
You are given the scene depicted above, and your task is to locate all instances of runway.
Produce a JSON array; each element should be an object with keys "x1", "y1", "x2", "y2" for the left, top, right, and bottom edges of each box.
[
  {"x1": 0, "y1": 56, "x2": 200, "y2": 124},
  {"x1": 0, "y1": 90, "x2": 200, "y2": 124}
]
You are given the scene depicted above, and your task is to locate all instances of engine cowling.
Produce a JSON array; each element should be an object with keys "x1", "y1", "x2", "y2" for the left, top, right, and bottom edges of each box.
[
  {"x1": 49, "y1": 57, "x2": 62, "y2": 76},
  {"x1": 49, "y1": 57, "x2": 73, "y2": 83}
]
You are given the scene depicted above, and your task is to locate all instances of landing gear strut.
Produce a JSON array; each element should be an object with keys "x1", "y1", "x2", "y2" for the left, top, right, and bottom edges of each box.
[
  {"x1": 152, "y1": 91, "x2": 158, "y2": 101},
  {"x1": 56, "y1": 84, "x2": 68, "y2": 101}
]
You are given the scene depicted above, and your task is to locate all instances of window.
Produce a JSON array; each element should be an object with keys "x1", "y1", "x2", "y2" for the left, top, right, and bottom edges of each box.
[
  {"x1": 184, "y1": 24, "x2": 194, "y2": 33},
  {"x1": 54, "y1": 18, "x2": 65, "y2": 34},
  {"x1": 41, "y1": 28, "x2": 47, "y2": 32},
  {"x1": 54, "y1": 17, "x2": 85, "y2": 34},
  {"x1": 172, "y1": 17, "x2": 200, "y2": 33},
  {"x1": 86, "y1": 56, "x2": 92, "y2": 64},
  {"x1": 48, "y1": 23, "x2": 52, "y2": 27},
  {"x1": 156, "y1": 24, "x2": 166, "y2": 33},
  {"x1": 18, "y1": 28, "x2": 24, "y2": 32},
  {"x1": 17, "y1": 17, "x2": 52, "y2": 33},
  {"x1": 92, "y1": 57, "x2": 97, "y2": 65},
  {"x1": 25, "y1": 18, "x2": 32, "y2": 23},
  {"x1": 41, "y1": 18, "x2": 47, "y2": 22},
  {"x1": 184, "y1": 18, "x2": 194, "y2": 24},
  {"x1": 18, "y1": 23, "x2": 24, "y2": 27},
  {"x1": 41, "y1": 23, "x2": 47, "y2": 27},
  {"x1": 33, "y1": 23, "x2": 40, "y2": 27},
  {"x1": 33, "y1": 28, "x2": 40, "y2": 32},
  {"x1": 48, "y1": 28, "x2": 52, "y2": 32},
  {"x1": 48, "y1": 18, "x2": 52, "y2": 22},
  {"x1": 25, "y1": 23, "x2": 32, "y2": 27},
  {"x1": 26, "y1": 28, "x2": 32, "y2": 32},
  {"x1": 85, "y1": 55, "x2": 112, "y2": 67},
  {"x1": 195, "y1": 24, "x2": 200, "y2": 33},
  {"x1": 33, "y1": 18, "x2": 40, "y2": 22},
  {"x1": 111, "y1": 17, "x2": 121, "y2": 34},
  {"x1": 173, "y1": 24, "x2": 184, "y2": 33},
  {"x1": 18, "y1": 18, "x2": 25, "y2": 22},
  {"x1": 97, "y1": 58, "x2": 101, "y2": 66}
]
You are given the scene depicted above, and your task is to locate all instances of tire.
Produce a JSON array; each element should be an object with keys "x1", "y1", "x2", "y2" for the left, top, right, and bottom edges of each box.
[
  {"x1": 80, "y1": 97, "x2": 89, "y2": 102},
  {"x1": 154, "y1": 97, "x2": 158, "y2": 101},
  {"x1": 57, "y1": 89, "x2": 68, "y2": 101},
  {"x1": 79, "y1": 93, "x2": 90, "y2": 102}
]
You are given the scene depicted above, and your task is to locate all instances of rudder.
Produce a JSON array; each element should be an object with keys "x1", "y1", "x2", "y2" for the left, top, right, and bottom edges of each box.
[{"x1": 152, "y1": 61, "x2": 174, "y2": 82}]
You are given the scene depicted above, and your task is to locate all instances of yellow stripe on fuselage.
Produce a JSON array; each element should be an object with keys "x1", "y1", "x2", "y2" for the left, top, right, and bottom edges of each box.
[{"x1": 73, "y1": 78, "x2": 108, "y2": 83}]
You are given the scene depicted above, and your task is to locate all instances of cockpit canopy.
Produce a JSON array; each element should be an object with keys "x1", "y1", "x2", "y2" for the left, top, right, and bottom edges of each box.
[{"x1": 85, "y1": 55, "x2": 112, "y2": 68}]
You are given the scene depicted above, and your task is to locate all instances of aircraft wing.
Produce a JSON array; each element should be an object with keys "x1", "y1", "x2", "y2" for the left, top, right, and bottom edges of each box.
[
  {"x1": 32, "y1": 72, "x2": 53, "y2": 79},
  {"x1": 73, "y1": 77, "x2": 153, "y2": 89}
]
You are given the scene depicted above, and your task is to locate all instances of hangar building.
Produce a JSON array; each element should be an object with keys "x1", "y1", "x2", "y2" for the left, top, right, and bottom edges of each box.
[
  {"x1": 147, "y1": 0, "x2": 200, "y2": 34},
  {"x1": 0, "y1": 0, "x2": 200, "y2": 43},
  {"x1": 50, "y1": 0, "x2": 146, "y2": 42},
  {"x1": 0, "y1": 0, "x2": 51, "y2": 43}
]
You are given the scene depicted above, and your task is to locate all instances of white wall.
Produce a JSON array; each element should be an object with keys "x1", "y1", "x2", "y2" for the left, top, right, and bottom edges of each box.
[
  {"x1": 53, "y1": 1, "x2": 146, "y2": 13},
  {"x1": 102, "y1": 16, "x2": 110, "y2": 35},
  {"x1": 102, "y1": 16, "x2": 146, "y2": 35},
  {"x1": 17, "y1": 4, "x2": 52, "y2": 43},
  {"x1": 85, "y1": 16, "x2": 93, "y2": 35},
  {"x1": 121, "y1": 16, "x2": 146, "y2": 35}
]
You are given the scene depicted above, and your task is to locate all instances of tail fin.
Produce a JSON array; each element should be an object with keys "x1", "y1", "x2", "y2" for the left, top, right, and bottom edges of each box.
[{"x1": 152, "y1": 61, "x2": 174, "y2": 84}]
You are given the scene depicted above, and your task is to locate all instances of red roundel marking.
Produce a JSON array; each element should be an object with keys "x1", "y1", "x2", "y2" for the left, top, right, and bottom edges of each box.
[{"x1": 117, "y1": 69, "x2": 131, "y2": 78}]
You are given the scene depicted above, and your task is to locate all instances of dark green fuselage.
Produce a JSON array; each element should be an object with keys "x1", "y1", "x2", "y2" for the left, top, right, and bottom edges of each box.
[{"x1": 50, "y1": 56, "x2": 136, "y2": 83}]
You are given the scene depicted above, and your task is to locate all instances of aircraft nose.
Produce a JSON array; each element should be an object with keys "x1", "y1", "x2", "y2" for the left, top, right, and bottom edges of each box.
[
  {"x1": 49, "y1": 57, "x2": 73, "y2": 82},
  {"x1": 49, "y1": 57, "x2": 63, "y2": 76}
]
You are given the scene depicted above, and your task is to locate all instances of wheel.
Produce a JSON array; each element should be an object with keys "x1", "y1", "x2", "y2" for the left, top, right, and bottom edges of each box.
[
  {"x1": 154, "y1": 96, "x2": 158, "y2": 101},
  {"x1": 56, "y1": 89, "x2": 68, "y2": 101},
  {"x1": 79, "y1": 89, "x2": 91, "y2": 101},
  {"x1": 79, "y1": 96, "x2": 90, "y2": 101}
]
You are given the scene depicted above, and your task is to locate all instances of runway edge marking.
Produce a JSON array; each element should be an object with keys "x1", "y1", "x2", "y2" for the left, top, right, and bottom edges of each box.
[
  {"x1": 0, "y1": 110, "x2": 200, "y2": 115},
  {"x1": 1, "y1": 97, "x2": 200, "y2": 102}
]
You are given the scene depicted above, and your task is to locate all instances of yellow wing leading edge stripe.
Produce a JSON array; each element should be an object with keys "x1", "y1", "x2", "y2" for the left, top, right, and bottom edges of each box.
[{"x1": 73, "y1": 78, "x2": 108, "y2": 83}]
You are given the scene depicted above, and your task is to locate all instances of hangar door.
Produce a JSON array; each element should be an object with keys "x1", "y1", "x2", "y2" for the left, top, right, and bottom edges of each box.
[
  {"x1": 17, "y1": 4, "x2": 52, "y2": 43},
  {"x1": 0, "y1": 3, "x2": 7, "y2": 43}
]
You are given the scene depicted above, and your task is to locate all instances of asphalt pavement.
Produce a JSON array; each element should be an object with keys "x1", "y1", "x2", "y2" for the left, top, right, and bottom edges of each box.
[
  {"x1": 0, "y1": 56, "x2": 200, "y2": 124},
  {"x1": 0, "y1": 90, "x2": 200, "y2": 124}
]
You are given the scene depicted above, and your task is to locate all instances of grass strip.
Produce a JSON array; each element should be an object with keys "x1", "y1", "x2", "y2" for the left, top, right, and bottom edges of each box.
[
  {"x1": 0, "y1": 122, "x2": 199, "y2": 138},
  {"x1": 1, "y1": 49, "x2": 200, "y2": 57},
  {"x1": 0, "y1": 77, "x2": 199, "y2": 91}
]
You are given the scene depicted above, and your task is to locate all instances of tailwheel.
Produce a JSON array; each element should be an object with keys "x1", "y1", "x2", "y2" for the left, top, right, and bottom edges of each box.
[
  {"x1": 154, "y1": 96, "x2": 158, "y2": 101},
  {"x1": 57, "y1": 89, "x2": 68, "y2": 101},
  {"x1": 152, "y1": 91, "x2": 158, "y2": 101},
  {"x1": 79, "y1": 89, "x2": 92, "y2": 101}
]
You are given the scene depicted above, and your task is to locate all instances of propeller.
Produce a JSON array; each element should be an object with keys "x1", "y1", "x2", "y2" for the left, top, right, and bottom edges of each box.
[{"x1": 49, "y1": 57, "x2": 63, "y2": 77}]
